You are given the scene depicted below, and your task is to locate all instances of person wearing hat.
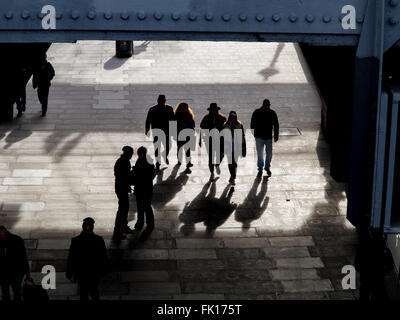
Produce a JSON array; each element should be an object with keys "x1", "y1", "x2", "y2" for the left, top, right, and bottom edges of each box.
[
  {"x1": 66, "y1": 217, "x2": 109, "y2": 301},
  {"x1": 113, "y1": 146, "x2": 135, "y2": 240},
  {"x1": 200, "y1": 103, "x2": 227, "y2": 181},
  {"x1": 32, "y1": 53, "x2": 55, "y2": 117},
  {"x1": 223, "y1": 111, "x2": 246, "y2": 185},
  {"x1": 250, "y1": 99, "x2": 279, "y2": 177},
  {"x1": 0, "y1": 225, "x2": 32, "y2": 301},
  {"x1": 145, "y1": 95, "x2": 176, "y2": 172}
]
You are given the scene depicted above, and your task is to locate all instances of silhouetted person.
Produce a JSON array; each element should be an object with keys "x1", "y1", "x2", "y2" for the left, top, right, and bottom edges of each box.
[
  {"x1": 133, "y1": 146, "x2": 156, "y2": 241},
  {"x1": 145, "y1": 95, "x2": 175, "y2": 172},
  {"x1": 15, "y1": 66, "x2": 32, "y2": 118},
  {"x1": 66, "y1": 218, "x2": 109, "y2": 301},
  {"x1": 0, "y1": 226, "x2": 32, "y2": 301},
  {"x1": 200, "y1": 103, "x2": 227, "y2": 182},
  {"x1": 113, "y1": 146, "x2": 135, "y2": 240},
  {"x1": 250, "y1": 99, "x2": 279, "y2": 177},
  {"x1": 32, "y1": 53, "x2": 55, "y2": 117},
  {"x1": 223, "y1": 111, "x2": 246, "y2": 185},
  {"x1": 175, "y1": 102, "x2": 195, "y2": 170}
]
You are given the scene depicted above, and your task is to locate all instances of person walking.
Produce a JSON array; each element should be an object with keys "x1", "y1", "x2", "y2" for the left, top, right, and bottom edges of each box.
[
  {"x1": 200, "y1": 103, "x2": 227, "y2": 182},
  {"x1": 66, "y1": 218, "x2": 109, "y2": 301},
  {"x1": 223, "y1": 111, "x2": 246, "y2": 185},
  {"x1": 174, "y1": 102, "x2": 195, "y2": 170},
  {"x1": 250, "y1": 99, "x2": 279, "y2": 177},
  {"x1": 15, "y1": 66, "x2": 31, "y2": 118},
  {"x1": 132, "y1": 147, "x2": 156, "y2": 241},
  {"x1": 113, "y1": 146, "x2": 135, "y2": 240},
  {"x1": 145, "y1": 95, "x2": 175, "y2": 172},
  {"x1": 32, "y1": 53, "x2": 55, "y2": 117},
  {"x1": 0, "y1": 226, "x2": 32, "y2": 301}
]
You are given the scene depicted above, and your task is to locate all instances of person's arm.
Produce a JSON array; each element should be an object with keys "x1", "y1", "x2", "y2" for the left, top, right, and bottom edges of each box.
[
  {"x1": 273, "y1": 111, "x2": 279, "y2": 142},
  {"x1": 66, "y1": 239, "x2": 75, "y2": 281},
  {"x1": 250, "y1": 110, "x2": 256, "y2": 136},
  {"x1": 49, "y1": 63, "x2": 55, "y2": 81},
  {"x1": 241, "y1": 124, "x2": 246, "y2": 157},
  {"x1": 20, "y1": 238, "x2": 31, "y2": 281},
  {"x1": 32, "y1": 72, "x2": 38, "y2": 89},
  {"x1": 100, "y1": 238, "x2": 109, "y2": 277},
  {"x1": 145, "y1": 109, "x2": 152, "y2": 135}
]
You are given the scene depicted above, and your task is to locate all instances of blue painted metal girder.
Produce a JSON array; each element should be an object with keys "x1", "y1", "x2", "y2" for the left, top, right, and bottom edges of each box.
[{"x1": 0, "y1": 0, "x2": 366, "y2": 43}]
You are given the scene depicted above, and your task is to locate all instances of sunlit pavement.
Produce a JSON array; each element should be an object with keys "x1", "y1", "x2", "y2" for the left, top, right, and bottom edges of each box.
[{"x1": 0, "y1": 41, "x2": 358, "y2": 300}]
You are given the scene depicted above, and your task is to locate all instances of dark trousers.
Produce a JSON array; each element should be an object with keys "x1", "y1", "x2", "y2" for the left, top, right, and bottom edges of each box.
[
  {"x1": 114, "y1": 191, "x2": 129, "y2": 233},
  {"x1": 16, "y1": 87, "x2": 26, "y2": 112},
  {"x1": 37, "y1": 85, "x2": 50, "y2": 113},
  {"x1": 153, "y1": 135, "x2": 171, "y2": 164},
  {"x1": 79, "y1": 277, "x2": 100, "y2": 301},
  {"x1": 228, "y1": 159, "x2": 238, "y2": 179},
  {"x1": 206, "y1": 139, "x2": 224, "y2": 173},
  {"x1": 1, "y1": 276, "x2": 23, "y2": 301},
  {"x1": 135, "y1": 193, "x2": 154, "y2": 230},
  {"x1": 177, "y1": 139, "x2": 191, "y2": 164}
]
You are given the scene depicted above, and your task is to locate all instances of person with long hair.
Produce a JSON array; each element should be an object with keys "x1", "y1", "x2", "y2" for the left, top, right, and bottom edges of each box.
[
  {"x1": 174, "y1": 102, "x2": 195, "y2": 170},
  {"x1": 223, "y1": 111, "x2": 246, "y2": 185}
]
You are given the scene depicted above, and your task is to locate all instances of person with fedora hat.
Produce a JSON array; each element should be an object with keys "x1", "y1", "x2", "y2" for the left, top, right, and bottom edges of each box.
[
  {"x1": 113, "y1": 146, "x2": 135, "y2": 240},
  {"x1": 223, "y1": 111, "x2": 247, "y2": 185},
  {"x1": 200, "y1": 103, "x2": 227, "y2": 182},
  {"x1": 145, "y1": 95, "x2": 176, "y2": 172},
  {"x1": 66, "y1": 217, "x2": 109, "y2": 301}
]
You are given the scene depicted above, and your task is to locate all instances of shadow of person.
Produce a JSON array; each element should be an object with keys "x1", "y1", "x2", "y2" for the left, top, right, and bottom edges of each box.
[
  {"x1": 235, "y1": 175, "x2": 269, "y2": 229},
  {"x1": 179, "y1": 182, "x2": 237, "y2": 237},
  {"x1": 3, "y1": 127, "x2": 32, "y2": 150},
  {"x1": 133, "y1": 41, "x2": 151, "y2": 56},
  {"x1": 103, "y1": 55, "x2": 129, "y2": 70}
]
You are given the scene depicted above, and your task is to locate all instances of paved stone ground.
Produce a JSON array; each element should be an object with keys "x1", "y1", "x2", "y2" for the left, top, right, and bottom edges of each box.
[{"x1": 0, "y1": 41, "x2": 359, "y2": 300}]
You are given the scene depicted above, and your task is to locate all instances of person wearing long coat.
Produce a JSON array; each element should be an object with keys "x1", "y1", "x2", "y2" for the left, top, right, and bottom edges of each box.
[{"x1": 174, "y1": 102, "x2": 195, "y2": 170}]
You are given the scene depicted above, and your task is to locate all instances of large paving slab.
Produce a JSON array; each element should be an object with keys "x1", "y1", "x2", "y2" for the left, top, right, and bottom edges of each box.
[{"x1": 0, "y1": 40, "x2": 358, "y2": 300}]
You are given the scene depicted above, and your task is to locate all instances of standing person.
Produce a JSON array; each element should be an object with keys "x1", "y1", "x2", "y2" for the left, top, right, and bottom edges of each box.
[
  {"x1": 175, "y1": 102, "x2": 195, "y2": 170},
  {"x1": 250, "y1": 99, "x2": 279, "y2": 177},
  {"x1": 223, "y1": 111, "x2": 246, "y2": 185},
  {"x1": 66, "y1": 218, "x2": 109, "y2": 301},
  {"x1": 113, "y1": 146, "x2": 135, "y2": 240},
  {"x1": 200, "y1": 103, "x2": 227, "y2": 182},
  {"x1": 145, "y1": 95, "x2": 175, "y2": 172},
  {"x1": 15, "y1": 66, "x2": 32, "y2": 118},
  {"x1": 32, "y1": 53, "x2": 55, "y2": 117},
  {"x1": 132, "y1": 146, "x2": 156, "y2": 241},
  {"x1": 0, "y1": 226, "x2": 32, "y2": 301}
]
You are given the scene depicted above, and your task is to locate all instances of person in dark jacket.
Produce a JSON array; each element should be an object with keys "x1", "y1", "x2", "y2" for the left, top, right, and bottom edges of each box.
[
  {"x1": 132, "y1": 146, "x2": 156, "y2": 241},
  {"x1": 0, "y1": 226, "x2": 32, "y2": 301},
  {"x1": 223, "y1": 111, "x2": 246, "y2": 185},
  {"x1": 113, "y1": 146, "x2": 135, "y2": 240},
  {"x1": 250, "y1": 99, "x2": 279, "y2": 177},
  {"x1": 174, "y1": 102, "x2": 195, "y2": 170},
  {"x1": 32, "y1": 53, "x2": 55, "y2": 117},
  {"x1": 15, "y1": 66, "x2": 32, "y2": 118},
  {"x1": 145, "y1": 95, "x2": 176, "y2": 172},
  {"x1": 66, "y1": 218, "x2": 109, "y2": 301},
  {"x1": 200, "y1": 103, "x2": 227, "y2": 182}
]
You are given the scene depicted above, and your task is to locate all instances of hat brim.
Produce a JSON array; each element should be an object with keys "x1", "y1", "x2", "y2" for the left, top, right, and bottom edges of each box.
[{"x1": 207, "y1": 107, "x2": 221, "y2": 111}]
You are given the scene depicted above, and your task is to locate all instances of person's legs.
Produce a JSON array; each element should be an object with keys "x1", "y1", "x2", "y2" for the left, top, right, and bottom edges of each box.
[
  {"x1": 79, "y1": 279, "x2": 89, "y2": 301},
  {"x1": 0, "y1": 279, "x2": 11, "y2": 301},
  {"x1": 10, "y1": 277, "x2": 23, "y2": 301},
  {"x1": 144, "y1": 195, "x2": 154, "y2": 231},
  {"x1": 255, "y1": 138, "x2": 265, "y2": 172},
  {"x1": 115, "y1": 192, "x2": 129, "y2": 234},
  {"x1": 135, "y1": 195, "x2": 145, "y2": 230},
  {"x1": 228, "y1": 159, "x2": 237, "y2": 180},
  {"x1": 265, "y1": 139, "x2": 273, "y2": 171},
  {"x1": 153, "y1": 136, "x2": 161, "y2": 167},
  {"x1": 88, "y1": 278, "x2": 100, "y2": 301},
  {"x1": 177, "y1": 140, "x2": 184, "y2": 164},
  {"x1": 163, "y1": 133, "x2": 171, "y2": 164},
  {"x1": 206, "y1": 140, "x2": 214, "y2": 173},
  {"x1": 38, "y1": 86, "x2": 49, "y2": 116}
]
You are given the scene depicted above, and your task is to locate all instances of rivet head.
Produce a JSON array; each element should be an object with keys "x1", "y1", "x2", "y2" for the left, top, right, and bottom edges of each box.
[
  {"x1": 5, "y1": 11, "x2": 13, "y2": 19},
  {"x1": 71, "y1": 10, "x2": 80, "y2": 20},
  {"x1": 56, "y1": 13, "x2": 63, "y2": 20},
  {"x1": 306, "y1": 14, "x2": 314, "y2": 23},
  {"x1": 222, "y1": 14, "x2": 231, "y2": 22},
  {"x1": 104, "y1": 11, "x2": 113, "y2": 20},
  {"x1": 87, "y1": 11, "x2": 96, "y2": 20},
  {"x1": 171, "y1": 13, "x2": 180, "y2": 21},
  {"x1": 137, "y1": 11, "x2": 146, "y2": 20},
  {"x1": 154, "y1": 11, "x2": 163, "y2": 20},
  {"x1": 37, "y1": 12, "x2": 45, "y2": 19},
  {"x1": 121, "y1": 12, "x2": 129, "y2": 20},
  {"x1": 256, "y1": 14, "x2": 264, "y2": 22},
  {"x1": 205, "y1": 13, "x2": 213, "y2": 21},
  {"x1": 239, "y1": 13, "x2": 247, "y2": 21},
  {"x1": 272, "y1": 14, "x2": 281, "y2": 22},
  {"x1": 356, "y1": 16, "x2": 364, "y2": 24},
  {"x1": 322, "y1": 15, "x2": 331, "y2": 23},
  {"x1": 289, "y1": 14, "x2": 298, "y2": 22},
  {"x1": 188, "y1": 12, "x2": 197, "y2": 21},
  {"x1": 389, "y1": 17, "x2": 399, "y2": 25},
  {"x1": 21, "y1": 10, "x2": 30, "y2": 19},
  {"x1": 390, "y1": 0, "x2": 399, "y2": 7}
]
